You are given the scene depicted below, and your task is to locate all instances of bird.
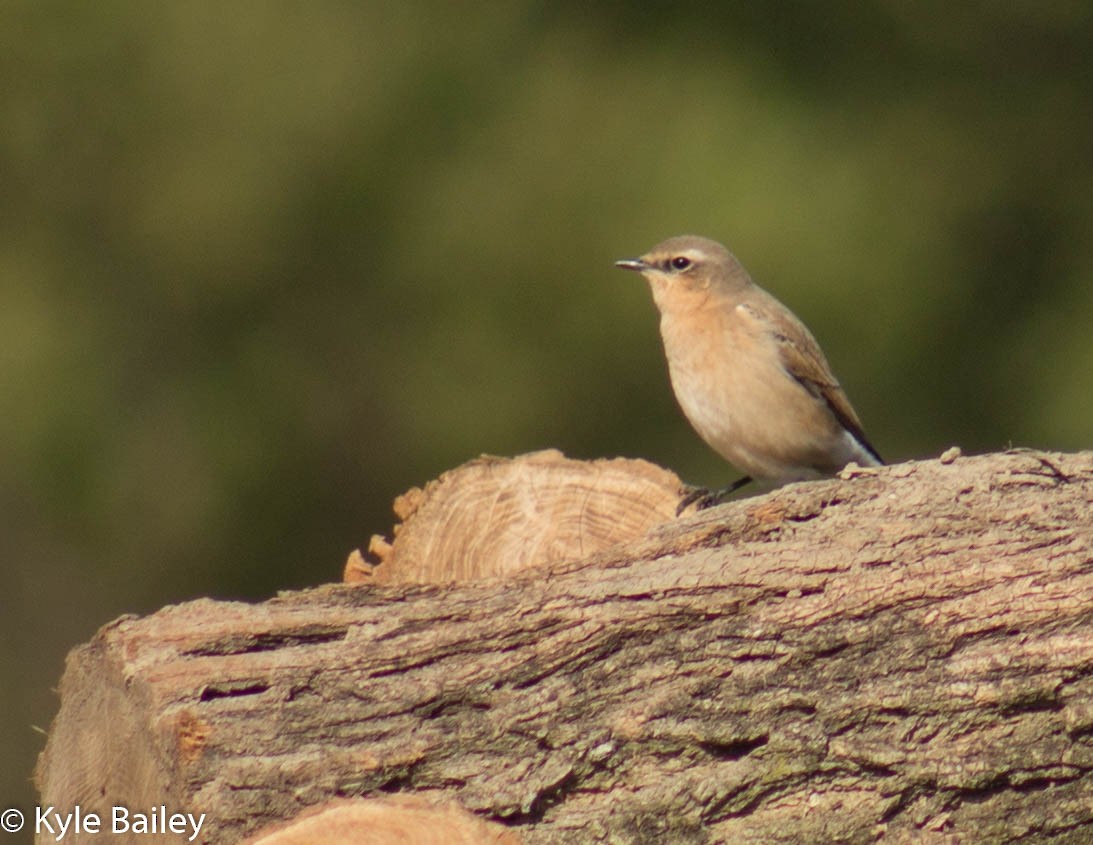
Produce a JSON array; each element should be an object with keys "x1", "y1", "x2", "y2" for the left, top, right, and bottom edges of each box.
[{"x1": 615, "y1": 235, "x2": 882, "y2": 508}]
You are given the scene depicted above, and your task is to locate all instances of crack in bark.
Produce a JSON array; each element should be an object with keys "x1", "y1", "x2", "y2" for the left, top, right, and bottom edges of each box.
[
  {"x1": 200, "y1": 680, "x2": 272, "y2": 701},
  {"x1": 182, "y1": 626, "x2": 349, "y2": 656}
]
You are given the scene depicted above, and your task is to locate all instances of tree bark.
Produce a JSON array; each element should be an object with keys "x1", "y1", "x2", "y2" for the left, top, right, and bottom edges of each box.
[{"x1": 35, "y1": 449, "x2": 1093, "y2": 844}]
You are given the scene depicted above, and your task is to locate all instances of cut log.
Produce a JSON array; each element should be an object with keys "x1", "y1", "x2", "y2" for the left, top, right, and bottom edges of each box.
[
  {"x1": 345, "y1": 450, "x2": 685, "y2": 584},
  {"x1": 243, "y1": 796, "x2": 522, "y2": 844},
  {"x1": 35, "y1": 449, "x2": 1093, "y2": 844}
]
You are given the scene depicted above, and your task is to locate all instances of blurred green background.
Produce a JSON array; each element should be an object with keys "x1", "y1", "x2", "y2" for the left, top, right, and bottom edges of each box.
[{"x1": 3, "y1": 1, "x2": 1091, "y2": 830}]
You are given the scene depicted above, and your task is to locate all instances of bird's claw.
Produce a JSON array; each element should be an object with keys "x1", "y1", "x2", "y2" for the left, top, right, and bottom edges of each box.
[
  {"x1": 676, "y1": 476, "x2": 754, "y2": 516},
  {"x1": 677, "y1": 485, "x2": 714, "y2": 515}
]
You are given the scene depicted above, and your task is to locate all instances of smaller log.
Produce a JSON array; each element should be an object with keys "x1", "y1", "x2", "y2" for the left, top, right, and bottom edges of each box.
[
  {"x1": 244, "y1": 796, "x2": 522, "y2": 845},
  {"x1": 344, "y1": 450, "x2": 685, "y2": 584}
]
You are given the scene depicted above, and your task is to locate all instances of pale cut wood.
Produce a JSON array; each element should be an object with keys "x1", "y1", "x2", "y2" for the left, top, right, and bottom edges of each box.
[
  {"x1": 35, "y1": 450, "x2": 1093, "y2": 844},
  {"x1": 243, "y1": 796, "x2": 522, "y2": 844},
  {"x1": 345, "y1": 450, "x2": 685, "y2": 584}
]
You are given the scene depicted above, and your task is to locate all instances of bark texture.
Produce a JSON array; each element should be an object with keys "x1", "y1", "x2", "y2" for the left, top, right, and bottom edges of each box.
[{"x1": 35, "y1": 449, "x2": 1093, "y2": 844}]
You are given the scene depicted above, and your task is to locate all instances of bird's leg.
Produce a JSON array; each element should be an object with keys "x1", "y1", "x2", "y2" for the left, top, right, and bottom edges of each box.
[{"x1": 676, "y1": 475, "x2": 753, "y2": 515}]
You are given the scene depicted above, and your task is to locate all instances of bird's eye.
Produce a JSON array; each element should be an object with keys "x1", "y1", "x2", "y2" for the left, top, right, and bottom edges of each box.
[{"x1": 670, "y1": 256, "x2": 692, "y2": 271}]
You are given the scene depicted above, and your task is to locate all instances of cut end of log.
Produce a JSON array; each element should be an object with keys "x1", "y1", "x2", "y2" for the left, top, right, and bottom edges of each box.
[
  {"x1": 345, "y1": 449, "x2": 686, "y2": 584},
  {"x1": 343, "y1": 536, "x2": 395, "y2": 583},
  {"x1": 244, "y1": 796, "x2": 522, "y2": 845}
]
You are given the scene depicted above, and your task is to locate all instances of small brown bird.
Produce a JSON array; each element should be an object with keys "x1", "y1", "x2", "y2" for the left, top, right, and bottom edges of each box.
[{"x1": 616, "y1": 235, "x2": 882, "y2": 501}]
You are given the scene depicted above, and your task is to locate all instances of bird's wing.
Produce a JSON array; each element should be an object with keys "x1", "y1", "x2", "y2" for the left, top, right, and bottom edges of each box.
[{"x1": 738, "y1": 300, "x2": 883, "y2": 464}]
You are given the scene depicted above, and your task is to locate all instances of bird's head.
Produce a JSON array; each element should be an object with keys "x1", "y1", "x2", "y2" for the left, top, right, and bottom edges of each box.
[{"x1": 615, "y1": 235, "x2": 749, "y2": 312}]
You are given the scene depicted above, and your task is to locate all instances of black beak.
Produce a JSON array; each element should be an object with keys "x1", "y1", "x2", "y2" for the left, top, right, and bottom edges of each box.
[{"x1": 614, "y1": 258, "x2": 648, "y2": 272}]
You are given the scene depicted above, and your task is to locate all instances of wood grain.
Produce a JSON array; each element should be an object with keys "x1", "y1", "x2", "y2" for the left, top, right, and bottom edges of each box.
[{"x1": 346, "y1": 450, "x2": 685, "y2": 583}]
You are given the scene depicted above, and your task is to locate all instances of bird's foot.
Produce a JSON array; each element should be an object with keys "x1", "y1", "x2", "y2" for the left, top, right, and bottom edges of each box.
[
  {"x1": 676, "y1": 476, "x2": 753, "y2": 515},
  {"x1": 676, "y1": 485, "x2": 720, "y2": 514}
]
